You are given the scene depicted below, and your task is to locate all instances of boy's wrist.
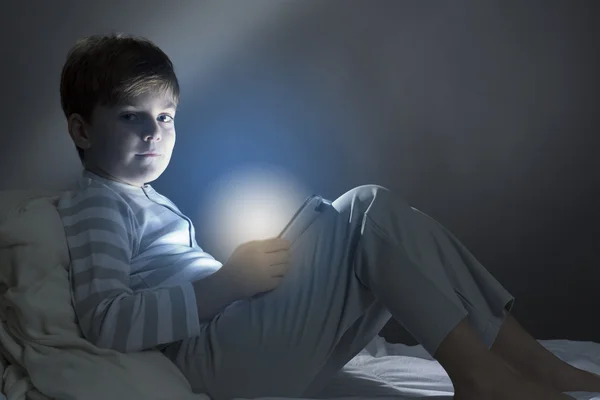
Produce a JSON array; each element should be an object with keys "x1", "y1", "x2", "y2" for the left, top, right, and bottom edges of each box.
[
  {"x1": 190, "y1": 268, "x2": 246, "y2": 320},
  {"x1": 208, "y1": 267, "x2": 248, "y2": 301}
]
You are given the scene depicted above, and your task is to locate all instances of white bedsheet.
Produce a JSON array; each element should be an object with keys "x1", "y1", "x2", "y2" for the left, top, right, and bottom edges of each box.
[{"x1": 246, "y1": 335, "x2": 600, "y2": 400}]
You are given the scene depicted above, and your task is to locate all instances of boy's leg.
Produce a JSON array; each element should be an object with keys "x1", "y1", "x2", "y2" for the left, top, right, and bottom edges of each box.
[
  {"x1": 165, "y1": 185, "x2": 525, "y2": 399},
  {"x1": 344, "y1": 187, "x2": 570, "y2": 399},
  {"x1": 351, "y1": 190, "x2": 515, "y2": 354},
  {"x1": 302, "y1": 185, "x2": 516, "y2": 395}
]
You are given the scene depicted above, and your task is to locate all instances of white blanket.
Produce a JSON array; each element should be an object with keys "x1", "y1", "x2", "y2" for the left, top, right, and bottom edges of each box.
[{"x1": 0, "y1": 191, "x2": 598, "y2": 400}]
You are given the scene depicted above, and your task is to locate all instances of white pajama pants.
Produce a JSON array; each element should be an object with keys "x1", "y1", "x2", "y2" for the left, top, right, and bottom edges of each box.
[{"x1": 163, "y1": 185, "x2": 514, "y2": 399}]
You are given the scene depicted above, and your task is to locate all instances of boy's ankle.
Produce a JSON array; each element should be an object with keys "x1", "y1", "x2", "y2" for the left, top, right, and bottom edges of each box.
[{"x1": 449, "y1": 353, "x2": 512, "y2": 389}]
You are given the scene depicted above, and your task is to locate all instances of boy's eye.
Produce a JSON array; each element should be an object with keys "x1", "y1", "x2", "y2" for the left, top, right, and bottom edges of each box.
[
  {"x1": 120, "y1": 113, "x2": 173, "y2": 123},
  {"x1": 159, "y1": 114, "x2": 174, "y2": 123},
  {"x1": 121, "y1": 113, "x2": 137, "y2": 121}
]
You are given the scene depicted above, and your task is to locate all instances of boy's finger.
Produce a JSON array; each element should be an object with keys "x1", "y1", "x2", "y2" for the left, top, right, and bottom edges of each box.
[
  {"x1": 269, "y1": 263, "x2": 289, "y2": 277},
  {"x1": 263, "y1": 237, "x2": 291, "y2": 253},
  {"x1": 266, "y1": 250, "x2": 290, "y2": 266}
]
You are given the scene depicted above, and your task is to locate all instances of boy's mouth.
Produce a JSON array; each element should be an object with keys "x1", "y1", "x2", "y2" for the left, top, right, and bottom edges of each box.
[{"x1": 137, "y1": 152, "x2": 161, "y2": 157}]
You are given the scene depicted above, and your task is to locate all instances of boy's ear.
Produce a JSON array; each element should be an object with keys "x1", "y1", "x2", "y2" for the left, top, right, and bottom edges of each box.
[{"x1": 67, "y1": 113, "x2": 92, "y2": 150}]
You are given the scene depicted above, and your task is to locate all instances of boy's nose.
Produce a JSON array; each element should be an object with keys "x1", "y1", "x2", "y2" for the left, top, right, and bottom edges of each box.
[{"x1": 143, "y1": 132, "x2": 161, "y2": 142}]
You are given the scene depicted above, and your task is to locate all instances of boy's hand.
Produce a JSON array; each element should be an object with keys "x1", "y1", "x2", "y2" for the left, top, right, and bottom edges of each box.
[{"x1": 221, "y1": 238, "x2": 291, "y2": 299}]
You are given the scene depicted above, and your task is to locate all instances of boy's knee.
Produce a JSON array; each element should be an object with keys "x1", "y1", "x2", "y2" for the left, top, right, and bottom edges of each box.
[
  {"x1": 353, "y1": 184, "x2": 392, "y2": 200},
  {"x1": 333, "y1": 184, "x2": 409, "y2": 217}
]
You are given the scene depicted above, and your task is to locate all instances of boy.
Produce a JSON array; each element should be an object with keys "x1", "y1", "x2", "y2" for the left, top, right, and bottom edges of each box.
[{"x1": 57, "y1": 33, "x2": 599, "y2": 400}]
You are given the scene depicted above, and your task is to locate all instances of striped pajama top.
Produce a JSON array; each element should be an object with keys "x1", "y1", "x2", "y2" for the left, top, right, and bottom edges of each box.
[{"x1": 57, "y1": 170, "x2": 222, "y2": 353}]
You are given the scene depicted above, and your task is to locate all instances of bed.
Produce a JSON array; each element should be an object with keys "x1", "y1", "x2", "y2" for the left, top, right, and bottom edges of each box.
[
  {"x1": 0, "y1": 190, "x2": 598, "y2": 400},
  {"x1": 281, "y1": 335, "x2": 600, "y2": 399}
]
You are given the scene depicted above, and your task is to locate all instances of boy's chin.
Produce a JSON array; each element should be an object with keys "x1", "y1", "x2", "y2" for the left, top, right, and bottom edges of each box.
[
  {"x1": 137, "y1": 170, "x2": 163, "y2": 185},
  {"x1": 124, "y1": 167, "x2": 165, "y2": 186}
]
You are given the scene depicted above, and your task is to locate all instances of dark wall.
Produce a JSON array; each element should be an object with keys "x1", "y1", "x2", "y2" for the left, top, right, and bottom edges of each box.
[{"x1": 1, "y1": 0, "x2": 599, "y2": 341}]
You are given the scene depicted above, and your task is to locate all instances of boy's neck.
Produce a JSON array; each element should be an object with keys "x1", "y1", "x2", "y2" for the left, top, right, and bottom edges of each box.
[{"x1": 84, "y1": 166, "x2": 144, "y2": 188}]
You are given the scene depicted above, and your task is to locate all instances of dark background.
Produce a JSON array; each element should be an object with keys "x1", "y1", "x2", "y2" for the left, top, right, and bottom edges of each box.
[{"x1": 1, "y1": 0, "x2": 599, "y2": 343}]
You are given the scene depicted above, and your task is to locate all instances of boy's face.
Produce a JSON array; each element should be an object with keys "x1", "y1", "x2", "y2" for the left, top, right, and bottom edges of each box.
[{"x1": 70, "y1": 91, "x2": 177, "y2": 187}]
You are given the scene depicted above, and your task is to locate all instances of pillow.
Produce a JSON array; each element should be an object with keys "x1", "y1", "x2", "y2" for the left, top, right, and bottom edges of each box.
[{"x1": 0, "y1": 191, "x2": 208, "y2": 400}]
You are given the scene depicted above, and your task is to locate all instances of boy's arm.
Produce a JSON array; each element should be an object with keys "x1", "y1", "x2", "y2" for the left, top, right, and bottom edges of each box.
[{"x1": 62, "y1": 188, "x2": 200, "y2": 353}]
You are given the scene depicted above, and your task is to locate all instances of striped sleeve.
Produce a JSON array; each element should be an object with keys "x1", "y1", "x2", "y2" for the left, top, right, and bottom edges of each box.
[{"x1": 60, "y1": 187, "x2": 200, "y2": 353}]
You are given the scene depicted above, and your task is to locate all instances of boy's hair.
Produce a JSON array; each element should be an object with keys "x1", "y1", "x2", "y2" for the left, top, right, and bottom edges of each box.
[{"x1": 60, "y1": 33, "x2": 180, "y2": 164}]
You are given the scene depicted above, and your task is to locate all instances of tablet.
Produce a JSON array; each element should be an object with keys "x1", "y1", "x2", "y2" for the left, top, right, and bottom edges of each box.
[{"x1": 278, "y1": 194, "x2": 332, "y2": 242}]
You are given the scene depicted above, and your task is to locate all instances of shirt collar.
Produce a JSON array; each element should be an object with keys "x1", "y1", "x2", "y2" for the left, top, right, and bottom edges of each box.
[{"x1": 80, "y1": 170, "x2": 154, "y2": 194}]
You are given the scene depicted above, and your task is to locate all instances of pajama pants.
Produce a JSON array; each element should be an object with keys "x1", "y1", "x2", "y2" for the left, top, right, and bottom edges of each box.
[{"x1": 163, "y1": 185, "x2": 515, "y2": 399}]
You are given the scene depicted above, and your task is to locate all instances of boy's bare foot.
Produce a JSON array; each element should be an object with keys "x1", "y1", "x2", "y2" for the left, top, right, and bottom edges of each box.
[
  {"x1": 490, "y1": 315, "x2": 600, "y2": 394},
  {"x1": 453, "y1": 362, "x2": 574, "y2": 400},
  {"x1": 545, "y1": 364, "x2": 600, "y2": 393}
]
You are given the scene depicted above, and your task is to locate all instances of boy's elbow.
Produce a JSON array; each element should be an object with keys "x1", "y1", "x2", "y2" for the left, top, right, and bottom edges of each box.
[
  {"x1": 83, "y1": 323, "x2": 121, "y2": 352},
  {"x1": 85, "y1": 326, "x2": 137, "y2": 353},
  {"x1": 81, "y1": 313, "x2": 136, "y2": 353},
  {"x1": 75, "y1": 295, "x2": 140, "y2": 353}
]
